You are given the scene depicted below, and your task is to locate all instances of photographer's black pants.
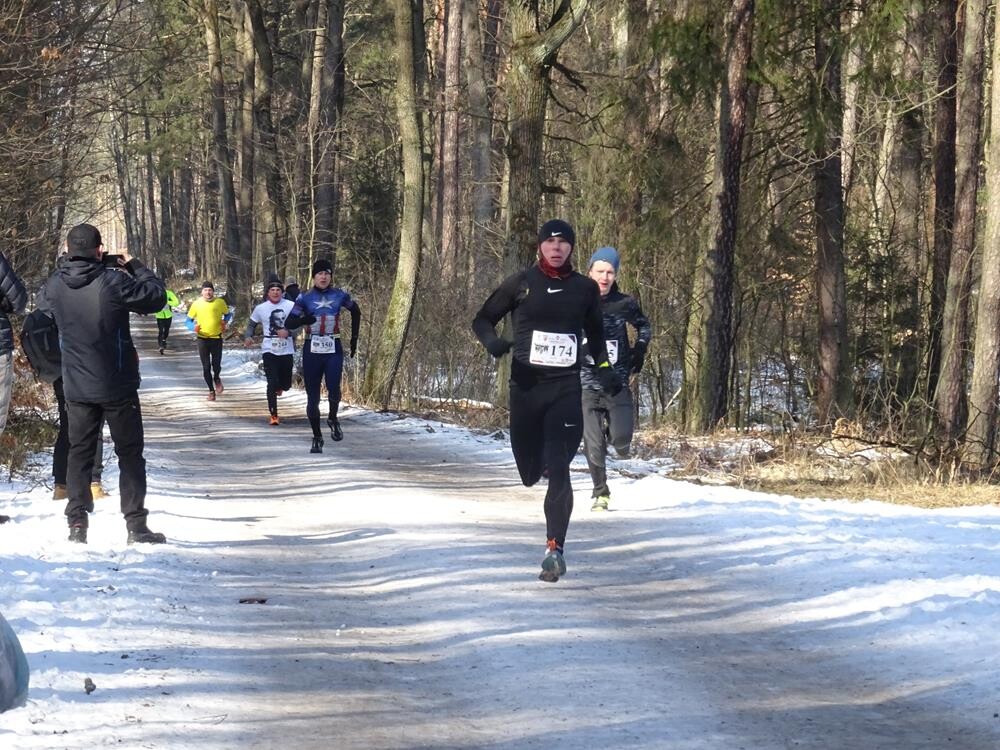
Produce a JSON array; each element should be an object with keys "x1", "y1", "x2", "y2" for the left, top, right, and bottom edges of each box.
[
  {"x1": 509, "y1": 376, "x2": 584, "y2": 548},
  {"x1": 65, "y1": 395, "x2": 148, "y2": 531}
]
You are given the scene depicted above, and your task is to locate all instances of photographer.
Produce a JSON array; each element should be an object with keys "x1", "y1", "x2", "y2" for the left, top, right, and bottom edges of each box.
[{"x1": 39, "y1": 224, "x2": 167, "y2": 544}]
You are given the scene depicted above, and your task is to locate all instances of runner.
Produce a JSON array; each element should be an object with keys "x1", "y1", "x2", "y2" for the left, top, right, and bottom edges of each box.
[
  {"x1": 186, "y1": 281, "x2": 229, "y2": 401},
  {"x1": 284, "y1": 258, "x2": 360, "y2": 454},
  {"x1": 155, "y1": 288, "x2": 180, "y2": 354},
  {"x1": 244, "y1": 276, "x2": 295, "y2": 425},
  {"x1": 472, "y1": 219, "x2": 622, "y2": 582},
  {"x1": 580, "y1": 247, "x2": 652, "y2": 511}
]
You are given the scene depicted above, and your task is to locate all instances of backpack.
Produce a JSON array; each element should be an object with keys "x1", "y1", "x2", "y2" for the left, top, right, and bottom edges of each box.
[{"x1": 20, "y1": 308, "x2": 62, "y2": 383}]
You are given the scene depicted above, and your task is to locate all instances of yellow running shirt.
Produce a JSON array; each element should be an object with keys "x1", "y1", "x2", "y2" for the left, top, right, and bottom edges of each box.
[{"x1": 187, "y1": 297, "x2": 229, "y2": 338}]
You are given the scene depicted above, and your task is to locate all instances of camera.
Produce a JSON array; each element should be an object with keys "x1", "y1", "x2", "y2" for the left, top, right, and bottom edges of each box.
[{"x1": 102, "y1": 253, "x2": 125, "y2": 267}]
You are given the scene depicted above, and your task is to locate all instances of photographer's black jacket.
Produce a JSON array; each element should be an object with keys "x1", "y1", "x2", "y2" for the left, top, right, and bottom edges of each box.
[{"x1": 40, "y1": 256, "x2": 165, "y2": 402}]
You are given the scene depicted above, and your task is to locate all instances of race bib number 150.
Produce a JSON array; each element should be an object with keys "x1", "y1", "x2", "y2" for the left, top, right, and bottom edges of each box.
[{"x1": 529, "y1": 331, "x2": 577, "y2": 367}]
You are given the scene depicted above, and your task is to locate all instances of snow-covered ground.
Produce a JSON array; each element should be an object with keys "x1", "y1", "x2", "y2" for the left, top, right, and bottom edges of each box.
[{"x1": 2, "y1": 320, "x2": 1000, "y2": 748}]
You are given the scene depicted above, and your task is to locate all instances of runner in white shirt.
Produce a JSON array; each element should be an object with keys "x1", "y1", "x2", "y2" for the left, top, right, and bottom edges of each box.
[{"x1": 244, "y1": 276, "x2": 296, "y2": 425}]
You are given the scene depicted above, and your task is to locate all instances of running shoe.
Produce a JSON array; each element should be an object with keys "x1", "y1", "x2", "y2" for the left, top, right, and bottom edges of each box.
[
  {"x1": 214, "y1": 378, "x2": 224, "y2": 394},
  {"x1": 328, "y1": 416, "x2": 343, "y2": 441},
  {"x1": 591, "y1": 494, "x2": 610, "y2": 512},
  {"x1": 269, "y1": 415, "x2": 280, "y2": 426},
  {"x1": 310, "y1": 436, "x2": 324, "y2": 454},
  {"x1": 538, "y1": 539, "x2": 566, "y2": 582},
  {"x1": 207, "y1": 391, "x2": 216, "y2": 401}
]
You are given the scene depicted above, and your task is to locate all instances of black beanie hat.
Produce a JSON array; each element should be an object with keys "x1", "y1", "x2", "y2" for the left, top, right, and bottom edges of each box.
[
  {"x1": 538, "y1": 219, "x2": 575, "y2": 248},
  {"x1": 201, "y1": 280, "x2": 214, "y2": 290},
  {"x1": 312, "y1": 258, "x2": 333, "y2": 276},
  {"x1": 266, "y1": 274, "x2": 284, "y2": 291}
]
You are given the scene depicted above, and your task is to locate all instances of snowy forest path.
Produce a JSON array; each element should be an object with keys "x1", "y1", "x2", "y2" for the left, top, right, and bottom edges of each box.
[{"x1": 2, "y1": 319, "x2": 998, "y2": 749}]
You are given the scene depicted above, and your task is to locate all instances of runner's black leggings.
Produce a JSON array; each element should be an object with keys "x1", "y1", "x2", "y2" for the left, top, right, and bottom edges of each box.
[
  {"x1": 509, "y1": 375, "x2": 584, "y2": 549},
  {"x1": 262, "y1": 352, "x2": 293, "y2": 416},
  {"x1": 197, "y1": 337, "x2": 223, "y2": 391},
  {"x1": 156, "y1": 317, "x2": 172, "y2": 348}
]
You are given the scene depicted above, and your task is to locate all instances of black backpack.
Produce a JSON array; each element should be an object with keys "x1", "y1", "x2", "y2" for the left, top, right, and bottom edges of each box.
[{"x1": 20, "y1": 308, "x2": 62, "y2": 383}]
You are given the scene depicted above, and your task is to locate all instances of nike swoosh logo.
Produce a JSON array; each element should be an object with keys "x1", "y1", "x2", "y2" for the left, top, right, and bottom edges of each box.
[
  {"x1": 546, "y1": 288, "x2": 563, "y2": 293},
  {"x1": 564, "y1": 423, "x2": 576, "y2": 428}
]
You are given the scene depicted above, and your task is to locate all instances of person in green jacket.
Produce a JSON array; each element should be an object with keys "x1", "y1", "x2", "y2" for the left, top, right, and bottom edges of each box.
[{"x1": 155, "y1": 289, "x2": 180, "y2": 354}]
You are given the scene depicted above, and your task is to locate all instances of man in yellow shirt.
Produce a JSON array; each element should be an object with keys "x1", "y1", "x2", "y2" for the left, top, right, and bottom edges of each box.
[{"x1": 186, "y1": 280, "x2": 229, "y2": 401}]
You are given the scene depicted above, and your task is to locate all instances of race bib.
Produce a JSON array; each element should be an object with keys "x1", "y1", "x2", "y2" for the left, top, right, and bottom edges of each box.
[
  {"x1": 607, "y1": 340, "x2": 619, "y2": 365},
  {"x1": 529, "y1": 331, "x2": 577, "y2": 367},
  {"x1": 310, "y1": 335, "x2": 338, "y2": 354},
  {"x1": 264, "y1": 336, "x2": 293, "y2": 355}
]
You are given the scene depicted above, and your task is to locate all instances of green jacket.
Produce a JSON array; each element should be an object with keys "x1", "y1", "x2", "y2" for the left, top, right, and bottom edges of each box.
[{"x1": 155, "y1": 290, "x2": 180, "y2": 319}]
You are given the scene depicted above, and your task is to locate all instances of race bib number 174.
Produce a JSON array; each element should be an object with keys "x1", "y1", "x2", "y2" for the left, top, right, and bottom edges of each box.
[{"x1": 529, "y1": 331, "x2": 577, "y2": 367}]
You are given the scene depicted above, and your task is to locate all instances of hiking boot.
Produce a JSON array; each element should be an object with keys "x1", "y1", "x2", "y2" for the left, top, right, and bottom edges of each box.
[
  {"x1": 539, "y1": 540, "x2": 566, "y2": 583},
  {"x1": 207, "y1": 391, "x2": 216, "y2": 401},
  {"x1": 127, "y1": 526, "x2": 167, "y2": 545},
  {"x1": 310, "y1": 436, "x2": 324, "y2": 454},
  {"x1": 269, "y1": 414, "x2": 280, "y2": 426},
  {"x1": 214, "y1": 378, "x2": 224, "y2": 394},
  {"x1": 91, "y1": 482, "x2": 108, "y2": 500},
  {"x1": 328, "y1": 417, "x2": 343, "y2": 441},
  {"x1": 159, "y1": 346, "x2": 165, "y2": 355},
  {"x1": 53, "y1": 483, "x2": 68, "y2": 501},
  {"x1": 68, "y1": 524, "x2": 88, "y2": 544},
  {"x1": 591, "y1": 494, "x2": 610, "y2": 512}
]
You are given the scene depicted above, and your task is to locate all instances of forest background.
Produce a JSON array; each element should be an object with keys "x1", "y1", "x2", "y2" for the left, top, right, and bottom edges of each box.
[{"x1": 2, "y1": 0, "x2": 1000, "y2": 493}]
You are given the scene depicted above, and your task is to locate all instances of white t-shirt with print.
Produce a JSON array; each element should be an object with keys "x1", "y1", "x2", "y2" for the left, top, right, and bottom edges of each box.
[{"x1": 250, "y1": 298, "x2": 295, "y2": 355}]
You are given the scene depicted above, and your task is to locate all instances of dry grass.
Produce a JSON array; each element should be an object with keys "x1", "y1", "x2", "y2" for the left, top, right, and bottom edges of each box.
[
  {"x1": 632, "y1": 424, "x2": 1000, "y2": 509},
  {"x1": 0, "y1": 368, "x2": 58, "y2": 481}
]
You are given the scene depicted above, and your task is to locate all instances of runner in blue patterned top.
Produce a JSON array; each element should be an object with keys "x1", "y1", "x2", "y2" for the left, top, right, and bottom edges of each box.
[{"x1": 284, "y1": 258, "x2": 361, "y2": 454}]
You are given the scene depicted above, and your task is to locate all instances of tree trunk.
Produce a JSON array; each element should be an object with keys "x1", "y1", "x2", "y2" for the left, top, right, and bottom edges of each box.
[
  {"x1": 965, "y1": 2, "x2": 1000, "y2": 467},
  {"x1": 813, "y1": 0, "x2": 850, "y2": 427},
  {"x1": 440, "y1": 0, "x2": 463, "y2": 281},
  {"x1": 202, "y1": 0, "x2": 243, "y2": 300},
  {"x1": 927, "y1": 0, "x2": 957, "y2": 404},
  {"x1": 887, "y1": 0, "x2": 925, "y2": 411},
  {"x1": 462, "y1": 0, "x2": 495, "y2": 286},
  {"x1": 503, "y1": 1, "x2": 590, "y2": 272},
  {"x1": 236, "y1": 0, "x2": 256, "y2": 287},
  {"x1": 683, "y1": 0, "x2": 755, "y2": 433},
  {"x1": 935, "y1": 0, "x2": 987, "y2": 441},
  {"x1": 313, "y1": 0, "x2": 345, "y2": 261},
  {"x1": 362, "y1": 0, "x2": 425, "y2": 409},
  {"x1": 246, "y1": 0, "x2": 289, "y2": 279},
  {"x1": 142, "y1": 106, "x2": 160, "y2": 259}
]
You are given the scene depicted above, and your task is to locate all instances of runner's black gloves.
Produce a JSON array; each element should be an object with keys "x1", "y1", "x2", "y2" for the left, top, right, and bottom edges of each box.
[
  {"x1": 485, "y1": 338, "x2": 512, "y2": 358},
  {"x1": 596, "y1": 363, "x2": 623, "y2": 396},
  {"x1": 630, "y1": 341, "x2": 648, "y2": 374}
]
